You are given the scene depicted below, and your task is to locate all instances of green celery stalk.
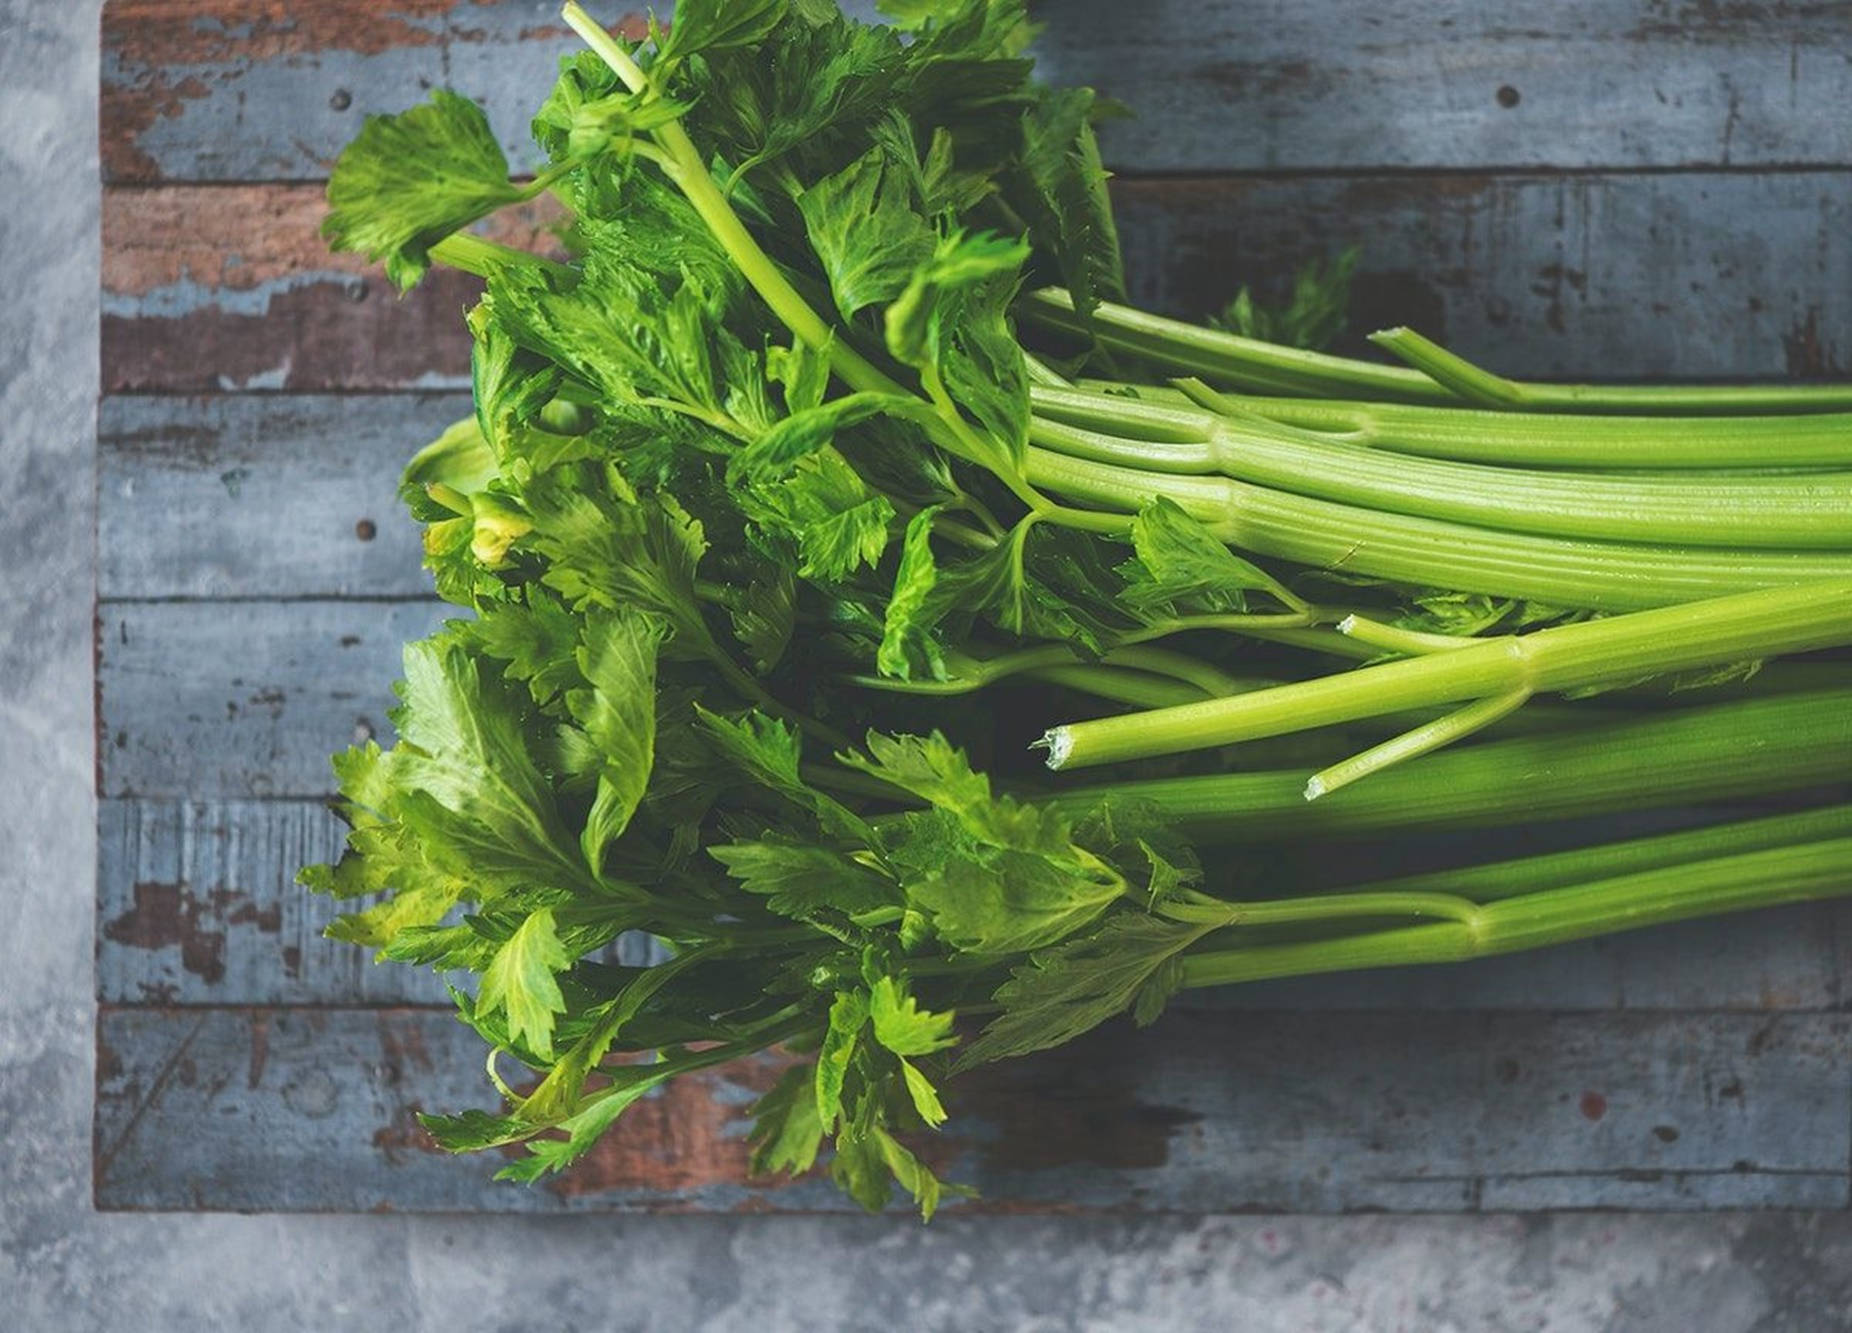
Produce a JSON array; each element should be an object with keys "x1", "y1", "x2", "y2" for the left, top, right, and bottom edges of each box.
[
  {"x1": 1022, "y1": 665, "x2": 1206, "y2": 710},
  {"x1": 1336, "y1": 803, "x2": 1852, "y2": 904},
  {"x1": 1025, "y1": 447, "x2": 1852, "y2": 611},
  {"x1": 1050, "y1": 686, "x2": 1852, "y2": 842},
  {"x1": 1177, "y1": 836, "x2": 1852, "y2": 990},
  {"x1": 1025, "y1": 408, "x2": 1852, "y2": 550},
  {"x1": 1060, "y1": 372, "x2": 1852, "y2": 468},
  {"x1": 1201, "y1": 392, "x2": 1852, "y2": 470},
  {"x1": 1371, "y1": 326, "x2": 1852, "y2": 415},
  {"x1": 1041, "y1": 579, "x2": 1852, "y2": 771},
  {"x1": 1023, "y1": 288, "x2": 1461, "y2": 404},
  {"x1": 1073, "y1": 380, "x2": 1199, "y2": 408},
  {"x1": 1023, "y1": 289, "x2": 1852, "y2": 414},
  {"x1": 1050, "y1": 380, "x2": 1852, "y2": 473}
]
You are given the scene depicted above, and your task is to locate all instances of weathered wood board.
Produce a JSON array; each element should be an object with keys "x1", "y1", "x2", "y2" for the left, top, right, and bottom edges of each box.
[
  {"x1": 102, "y1": 174, "x2": 1852, "y2": 394},
  {"x1": 99, "y1": 393, "x2": 461, "y2": 598},
  {"x1": 97, "y1": 799, "x2": 454, "y2": 1007},
  {"x1": 95, "y1": 1008, "x2": 1852, "y2": 1212},
  {"x1": 97, "y1": 0, "x2": 1852, "y2": 1213},
  {"x1": 96, "y1": 798, "x2": 1852, "y2": 1014},
  {"x1": 100, "y1": 190, "x2": 557, "y2": 394},
  {"x1": 99, "y1": 0, "x2": 1852, "y2": 183},
  {"x1": 98, "y1": 599, "x2": 450, "y2": 799},
  {"x1": 1115, "y1": 172, "x2": 1852, "y2": 382}
]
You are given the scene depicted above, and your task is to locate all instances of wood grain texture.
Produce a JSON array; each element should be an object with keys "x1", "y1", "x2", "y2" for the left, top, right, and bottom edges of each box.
[
  {"x1": 100, "y1": 0, "x2": 1852, "y2": 182},
  {"x1": 95, "y1": 1007, "x2": 1852, "y2": 1212},
  {"x1": 1038, "y1": 0, "x2": 1852, "y2": 175},
  {"x1": 95, "y1": 798, "x2": 1852, "y2": 1012},
  {"x1": 1117, "y1": 170, "x2": 1852, "y2": 382},
  {"x1": 96, "y1": 798, "x2": 453, "y2": 1006},
  {"x1": 100, "y1": 186, "x2": 560, "y2": 392},
  {"x1": 101, "y1": 174, "x2": 1852, "y2": 393},
  {"x1": 98, "y1": 392, "x2": 461, "y2": 598},
  {"x1": 98, "y1": 599, "x2": 450, "y2": 799}
]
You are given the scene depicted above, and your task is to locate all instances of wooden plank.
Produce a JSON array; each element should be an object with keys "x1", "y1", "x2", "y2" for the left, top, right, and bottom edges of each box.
[
  {"x1": 94, "y1": 798, "x2": 1852, "y2": 1012},
  {"x1": 99, "y1": 187, "x2": 558, "y2": 393},
  {"x1": 95, "y1": 799, "x2": 669, "y2": 1007},
  {"x1": 1117, "y1": 171, "x2": 1852, "y2": 382},
  {"x1": 90, "y1": 1005, "x2": 840, "y2": 1213},
  {"x1": 98, "y1": 393, "x2": 462, "y2": 598},
  {"x1": 102, "y1": 172, "x2": 1852, "y2": 394},
  {"x1": 100, "y1": 0, "x2": 1852, "y2": 183},
  {"x1": 96, "y1": 798, "x2": 450, "y2": 1006},
  {"x1": 98, "y1": 1, "x2": 787, "y2": 185},
  {"x1": 98, "y1": 599, "x2": 451, "y2": 799},
  {"x1": 95, "y1": 1006, "x2": 1852, "y2": 1212},
  {"x1": 1041, "y1": 0, "x2": 1852, "y2": 175}
]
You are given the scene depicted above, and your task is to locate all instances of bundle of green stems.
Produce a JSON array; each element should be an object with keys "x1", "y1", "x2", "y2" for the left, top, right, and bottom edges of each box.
[{"x1": 305, "y1": 0, "x2": 1852, "y2": 1211}]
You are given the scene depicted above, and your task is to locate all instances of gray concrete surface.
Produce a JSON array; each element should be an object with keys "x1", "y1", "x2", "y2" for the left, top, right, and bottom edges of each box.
[{"x1": 6, "y1": 2, "x2": 1852, "y2": 1328}]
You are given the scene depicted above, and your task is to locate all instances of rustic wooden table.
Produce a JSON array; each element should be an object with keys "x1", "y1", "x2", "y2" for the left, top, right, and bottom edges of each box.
[{"x1": 95, "y1": 0, "x2": 1852, "y2": 1213}]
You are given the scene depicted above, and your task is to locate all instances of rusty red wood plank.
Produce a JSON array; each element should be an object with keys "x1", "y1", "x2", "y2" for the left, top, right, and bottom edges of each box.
[
  {"x1": 98, "y1": 0, "x2": 620, "y2": 183},
  {"x1": 102, "y1": 172, "x2": 1852, "y2": 393},
  {"x1": 94, "y1": 1006, "x2": 1852, "y2": 1212},
  {"x1": 101, "y1": 186, "x2": 558, "y2": 392},
  {"x1": 100, "y1": 1, "x2": 1852, "y2": 183}
]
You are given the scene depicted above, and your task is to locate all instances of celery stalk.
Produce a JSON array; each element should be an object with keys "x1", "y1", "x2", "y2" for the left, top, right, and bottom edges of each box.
[
  {"x1": 1051, "y1": 687, "x2": 1852, "y2": 842},
  {"x1": 1041, "y1": 580, "x2": 1852, "y2": 771}
]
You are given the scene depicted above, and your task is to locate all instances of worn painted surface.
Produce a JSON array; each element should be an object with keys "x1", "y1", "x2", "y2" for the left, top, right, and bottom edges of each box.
[
  {"x1": 92, "y1": 1006, "x2": 825, "y2": 1213},
  {"x1": 95, "y1": 798, "x2": 672, "y2": 1007},
  {"x1": 98, "y1": 392, "x2": 461, "y2": 596},
  {"x1": 95, "y1": 1006, "x2": 1852, "y2": 1213},
  {"x1": 98, "y1": 599, "x2": 450, "y2": 798},
  {"x1": 102, "y1": 172, "x2": 1852, "y2": 392},
  {"x1": 100, "y1": 0, "x2": 1852, "y2": 182},
  {"x1": 95, "y1": 798, "x2": 1852, "y2": 1013},
  {"x1": 96, "y1": 798, "x2": 452, "y2": 1006},
  {"x1": 100, "y1": 186, "x2": 558, "y2": 392},
  {"x1": 1035, "y1": 0, "x2": 1852, "y2": 174}
]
